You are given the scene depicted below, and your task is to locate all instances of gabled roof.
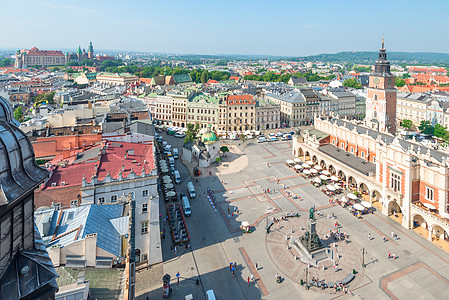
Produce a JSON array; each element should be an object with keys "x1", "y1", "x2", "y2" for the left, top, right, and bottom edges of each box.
[
  {"x1": 173, "y1": 74, "x2": 192, "y2": 84},
  {"x1": 226, "y1": 94, "x2": 255, "y2": 105}
]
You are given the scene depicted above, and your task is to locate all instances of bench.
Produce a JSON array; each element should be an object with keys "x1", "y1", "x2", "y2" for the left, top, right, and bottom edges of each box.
[
  {"x1": 308, "y1": 273, "x2": 355, "y2": 289},
  {"x1": 266, "y1": 221, "x2": 274, "y2": 233},
  {"x1": 341, "y1": 273, "x2": 355, "y2": 285}
]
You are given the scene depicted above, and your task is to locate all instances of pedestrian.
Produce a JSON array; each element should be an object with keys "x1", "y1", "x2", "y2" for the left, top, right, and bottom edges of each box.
[
  {"x1": 391, "y1": 231, "x2": 394, "y2": 238},
  {"x1": 250, "y1": 274, "x2": 255, "y2": 282},
  {"x1": 230, "y1": 262, "x2": 233, "y2": 271},
  {"x1": 394, "y1": 234, "x2": 398, "y2": 240},
  {"x1": 388, "y1": 252, "x2": 391, "y2": 259},
  {"x1": 228, "y1": 214, "x2": 230, "y2": 219},
  {"x1": 174, "y1": 246, "x2": 177, "y2": 255},
  {"x1": 232, "y1": 212, "x2": 234, "y2": 217},
  {"x1": 234, "y1": 262, "x2": 237, "y2": 270},
  {"x1": 234, "y1": 207, "x2": 237, "y2": 213},
  {"x1": 176, "y1": 271, "x2": 180, "y2": 285},
  {"x1": 228, "y1": 207, "x2": 230, "y2": 213},
  {"x1": 382, "y1": 236, "x2": 386, "y2": 242},
  {"x1": 267, "y1": 188, "x2": 270, "y2": 193},
  {"x1": 247, "y1": 276, "x2": 250, "y2": 286},
  {"x1": 368, "y1": 233, "x2": 371, "y2": 240},
  {"x1": 392, "y1": 252, "x2": 396, "y2": 259},
  {"x1": 255, "y1": 263, "x2": 258, "y2": 270}
]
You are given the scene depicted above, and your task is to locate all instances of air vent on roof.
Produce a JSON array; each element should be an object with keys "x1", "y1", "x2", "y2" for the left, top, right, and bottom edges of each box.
[{"x1": 51, "y1": 182, "x2": 57, "y2": 187}]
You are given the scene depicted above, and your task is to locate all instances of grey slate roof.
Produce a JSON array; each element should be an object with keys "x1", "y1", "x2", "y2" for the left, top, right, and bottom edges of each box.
[
  {"x1": 265, "y1": 92, "x2": 306, "y2": 103},
  {"x1": 319, "y1": 144, "x2": 376, "y2": 176},
  {"x1": 37, "y1": 204, "x2": 125, "y2": 258},
  {"x1": 325, "y1": 118, "x2": 447, "y2": 163}
]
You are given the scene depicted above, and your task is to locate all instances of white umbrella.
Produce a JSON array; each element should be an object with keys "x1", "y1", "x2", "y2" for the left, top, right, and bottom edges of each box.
[
  {"x1": 302, "y1": 163, "x2": 310, "y2": 168},
  {"x1": 294, "y1": 158, "x2": 301, "y2": 163},
  {"x1": 164, "y1": 183, "x2": 174, "y2": 189},
  {"x1": 354, "y1": 203, "x2": 365, "y2": 211},
  {"x1": 166, "y1": 191, "x2": 176, "y2": 197},
  {"x1": 334, "y1": 184, "x2": 341, "y2": 190},
  {"x1": 327, "y1": 185, "x2": 336, "y2": 191},
  {"x1": 303, "y1": 169, "x2": 311, "y2": 175},
  {"x1": 321, "y1": 170, "x2": 331, "y2": 176},
  {"x1": 306, "y1": 160, "x2": 314, "y2": 165},
  {"x1": 340, "y1": 196, "x2": 348, "y2": 203},
  {"x1": 330, "y1": 176, "x2": 339, "y2": 181},
  {"x1": 162, "y1": 175, "x2": 171, "y2": 180},
  {"x1": 294, "y1": 164, "x2": 302, "y2": 170},
  {"x1": 314, "y1": 177, "x2": 321, "y2": 183},
  {"x1": 286, "y1": 160, "x2": 294, "y2": 165},
  {"x1": 361, "y1": 201, "x2": 372, "y2": 208},
  {"x1": 423, "y1": 203, "x2": 436, "y2": 210},
  {"x1": 310, "y1": 168, "x2": 318, "y2": 174},
  {"x1": 163, "y1": 178, "x2": 172, "y2": 183},
  {"x1": 347, "y1": 193, "x2": 358, "y2": 200},
  {"x1": 320, "y1": 175, "x2": 329, "y2": 180},
  {"x1": 315, "y1": 165, "x2": 322, "y2": 171}
]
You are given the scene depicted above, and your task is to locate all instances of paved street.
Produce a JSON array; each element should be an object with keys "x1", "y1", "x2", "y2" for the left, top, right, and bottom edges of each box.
[{"x1": 137, "y1": 134, "x2": 449, "y2": 300}]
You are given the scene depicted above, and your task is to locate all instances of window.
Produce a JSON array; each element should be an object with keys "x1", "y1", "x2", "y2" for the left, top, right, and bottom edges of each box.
[
  {"x1": 141, "y1": 222, "x2": 148, "y2": 234},
  {"x1": 350, "y1": 147, "x2": 354, "y2": 153},
  {"x1": 111, "y1": 195, "x2": 117, "y2": 203},
  {"x1": 142, "y1": 203, "x2": 148, "y2": 213},
  {"x1": 361, "y1": 152, "x2": 365, "y2": 159},
  {"x1": 98, "y1": 197, "x2": 105, "y2": 204},
  {"x1": 426, "y1": 187, "x2": 434, "y2": 201},
  {"x1": 142, "y1": 190, "x2": 149, "y2": 197},
  {"x1": 390, "y1": 172, "x2": 401, "y2": 193}
]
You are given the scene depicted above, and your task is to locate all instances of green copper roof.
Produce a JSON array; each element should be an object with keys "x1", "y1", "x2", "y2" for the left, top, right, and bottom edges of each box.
[
  {"x1": 201, "y1": 127, "x2": 218, "y2": 144},
  {"x1": 173, "y1": 74, "x2": 192, "y2": 83}
]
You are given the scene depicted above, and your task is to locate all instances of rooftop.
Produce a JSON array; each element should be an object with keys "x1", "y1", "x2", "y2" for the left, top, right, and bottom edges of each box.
[
  {"x1": 226, "y1": 94, "x2": 255, "y2": 105},
  {"x1": 319, "y1": 144, "x2": 376, "y2": 176}
]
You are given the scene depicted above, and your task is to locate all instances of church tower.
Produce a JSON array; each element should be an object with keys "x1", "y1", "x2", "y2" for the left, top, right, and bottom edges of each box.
[
  {"x1": 88, "y1": 41, "x2": 94, "y2": 59},
  {"x1": 365, "y1": 39, "x2": 397, "y2": 134}
]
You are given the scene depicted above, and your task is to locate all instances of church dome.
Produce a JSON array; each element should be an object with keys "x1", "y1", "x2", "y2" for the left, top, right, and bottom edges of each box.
[
  {"x1": 201, "y1": 125, "x2": 218, "y2": 144},
  {"x1": 0, "y1": 96, "x2": 48, "y2": 205}
]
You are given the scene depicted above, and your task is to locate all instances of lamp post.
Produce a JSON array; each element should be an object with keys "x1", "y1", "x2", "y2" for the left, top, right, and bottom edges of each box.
[
  {"x1": 362, "y1": 248, "x2": 366, "y2": 268},
  {"x1": 305, "y1": 267, "x2": 309, "y2": 290}
]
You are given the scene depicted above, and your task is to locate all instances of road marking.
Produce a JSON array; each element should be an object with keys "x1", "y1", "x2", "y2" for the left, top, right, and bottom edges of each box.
[{"x1": 239, "y1": 247, "x2": 269, "y2": 296}]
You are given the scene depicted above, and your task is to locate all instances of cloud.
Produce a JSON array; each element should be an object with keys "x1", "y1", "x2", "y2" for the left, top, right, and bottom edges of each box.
[{"x1": 42, "y1": 1, "x2": 97, "y2": 14}]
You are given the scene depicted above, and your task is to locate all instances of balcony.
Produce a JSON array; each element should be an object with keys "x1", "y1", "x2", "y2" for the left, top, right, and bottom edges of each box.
[{"x1": 412, "y1": 203, "x2": 449, "y2": 228}]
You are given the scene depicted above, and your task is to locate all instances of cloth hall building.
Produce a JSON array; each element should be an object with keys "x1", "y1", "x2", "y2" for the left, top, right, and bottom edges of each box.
[{"x1": 293, "y1": 42, "x2": 449, "y2": 244}]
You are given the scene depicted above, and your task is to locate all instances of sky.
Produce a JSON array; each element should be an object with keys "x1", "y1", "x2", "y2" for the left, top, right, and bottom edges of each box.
[{"x1": 2, "y1": 0, "x2": 449, "y2": 56}]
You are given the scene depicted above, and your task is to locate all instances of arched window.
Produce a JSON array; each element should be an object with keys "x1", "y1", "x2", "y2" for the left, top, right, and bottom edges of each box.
[{"x1": 374, "y1": 95, "x2": 378, "y2": 100}]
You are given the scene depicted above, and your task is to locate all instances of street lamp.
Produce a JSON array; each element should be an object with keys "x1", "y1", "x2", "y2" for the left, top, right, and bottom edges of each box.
[
  {"x1": 362, "y1": 248, "x2": 366, "y2": 268},
  {"x1": 305, "y1": 267, "x2": 309, "y2": 290}
]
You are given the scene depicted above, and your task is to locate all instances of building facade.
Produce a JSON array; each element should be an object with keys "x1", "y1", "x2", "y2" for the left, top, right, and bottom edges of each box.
[
  {"x1": 225, "y1": 95, "x2": 256, "y2": 131},
  {"x1": 187, "y1": 94, "x2": 221, "y2": 129},
  {"x1": 154, "y1": 95, "x2": 173, "y2": 125},
  {"x1": 396, "y1": 93, "x2": 430, "y2": 128},
  {"x1": 15, "y1": 47, "x2": 66, "y2": 68},
  {"x1": 255, "y1": 98, "x2": 280, "y2": 130},
  {"x1": 96, "y1": 73, "x2": 139, "y2": 86}
]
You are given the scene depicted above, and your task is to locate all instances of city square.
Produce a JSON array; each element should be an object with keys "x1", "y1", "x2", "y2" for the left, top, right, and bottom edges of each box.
[{"x1": 137, "y1": 133, "x2": 449, "y2": 299}]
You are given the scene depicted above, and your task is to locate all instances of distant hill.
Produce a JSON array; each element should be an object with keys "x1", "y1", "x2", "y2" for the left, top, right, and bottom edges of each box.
[{"x1": 291, "y1": 51, "x2": 449, "y2": 65}]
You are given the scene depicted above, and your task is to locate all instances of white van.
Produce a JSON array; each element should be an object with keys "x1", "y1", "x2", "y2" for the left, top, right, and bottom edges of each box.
[
  {"x1": 174, "y1": 170, "x2": 181, "y2": 184},
  {"x1": 173, "y1": 148, "x2": 179, "y2": 159},
  {"x1": 169, "y1": 157, "x2": 175, "y2": 167},
  {"x1": 205, "y1": 290, "x2": 216, "y2": 300},
  {"x1": 187, "y1": 182, "x2": 196, "y2": 198},
  {"x1": 182, "y1": 195, "x2": 191, "y2": 217},
  {"x1": 258, "y1": 136, "x2": 266, "y2": 143}
]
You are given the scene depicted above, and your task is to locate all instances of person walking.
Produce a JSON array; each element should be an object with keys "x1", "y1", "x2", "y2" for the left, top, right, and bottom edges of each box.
[
  {"x1": 368, "y1": 233, "x2": 371, "y2": 240},
  {"x1": 392, "y1": 252, "x2": 396, "y2": 259},
  {"x1": 248, "y1": 276, "x2": 250, "y2": 286},
  {"x1": 251, "y1": 274, "x2": 255, "y2": 283},
  {"x1": 388, "y1": 252, "x2": 391, "y2": 259},
  {"x1": 176, "y1": 272, "x2": 180, "y2": 285},
  {"x1": 230, "y1": 262, "x2": 233, "y2": 271},
  {"x1": 255, "y1": 262, "x2": 258, "y2": 270}
]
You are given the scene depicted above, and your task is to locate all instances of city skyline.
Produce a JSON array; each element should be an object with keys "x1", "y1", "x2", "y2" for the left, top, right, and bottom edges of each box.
[{"x1": 2, "y1": 0, "x2": 449, "y2": 56}]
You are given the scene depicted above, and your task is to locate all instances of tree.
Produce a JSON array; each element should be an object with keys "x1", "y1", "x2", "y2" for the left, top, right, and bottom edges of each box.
[
  {"x1": 400, "y1": 119, "x2": 413, "y2": 129},
  {"x1": 343, "y1": 78, "x2": 362, "y2": 89},
  {"x1": 402, "y1": 73, "x2": 410, "y2": 79},
  {"x1": 418, "y1": 121, "x2": 435, "y2": 135},
  {"x1": 434, "y1": 124, "x2": 447, "y2": 139},
  {"x1": 240, "y1": 134, "x2": 247, "y2": 143},
  {"x1": 14, "y1": 106, "x2": 22, "y2": 122},
  {"x1": 184, "y1": 123, "x2": 200, "y2": 144},
  {"x1": 395, "y1": 78, "x2": 406, "y2": 87},
  {"x1": 200, "y1": 70, "x2": 209, "y2": 83},
  {"x1": 0, "y1": 58, "x2": 12, "y2": 67}
]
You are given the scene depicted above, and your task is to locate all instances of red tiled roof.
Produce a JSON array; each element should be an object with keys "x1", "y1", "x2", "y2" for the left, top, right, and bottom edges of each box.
[
  {"x1": 226, "y1": 95, "x2": 255, "y2": 105},
  {"x1": 24, "y1": 47, "x2": 65, "y2": 57},
  {"x1": 35, "y1": 185, "x2": 82, "y2": 209},
  {"x1": 96, "y1": 141, "x2": 154, "y2": 181},
  {"x1": 44, "y1": 162, "x2": 97, "y2": 189},
  {"x1": 207, "y1": 79, "x2": 219, "y2": 84}
]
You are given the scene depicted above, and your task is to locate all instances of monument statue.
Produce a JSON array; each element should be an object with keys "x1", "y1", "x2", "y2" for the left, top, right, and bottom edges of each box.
[{"x1": 309, "y1": 207, "x2": 315, "y2": 220}]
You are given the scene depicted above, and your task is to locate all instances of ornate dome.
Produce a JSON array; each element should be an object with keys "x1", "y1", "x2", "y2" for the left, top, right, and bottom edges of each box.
[
  {"x1": 201, "y1": 125, "x2": 218, "y2": 144},
  {"x1": 0, "y1": 95, "x2": 48, "y2": 205}
]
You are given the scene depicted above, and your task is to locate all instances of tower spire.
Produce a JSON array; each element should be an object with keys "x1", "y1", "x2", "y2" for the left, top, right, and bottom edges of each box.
[{"x1": 381, "y1": 37, "x2": 385, "y2": 50}]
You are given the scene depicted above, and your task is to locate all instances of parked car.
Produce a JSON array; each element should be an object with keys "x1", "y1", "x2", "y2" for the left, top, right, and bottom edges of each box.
[
  {"x1": 174, "y1": 132, "x2": 185, "y2": 138},
  {"x1": 269, "y1": 136, "x2": 277, "y2": 142},
  {"x1": 275, "y1": 132, "x2": 283, "y2": 137},
  {"x1": 258, "y1": 137, "x2": 266, "y2": 143}
]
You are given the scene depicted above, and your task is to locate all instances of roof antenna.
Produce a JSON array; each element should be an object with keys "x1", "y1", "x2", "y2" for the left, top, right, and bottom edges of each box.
[{"x1": 381, "y1": 34, "x2": 385, "y2": 50}]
